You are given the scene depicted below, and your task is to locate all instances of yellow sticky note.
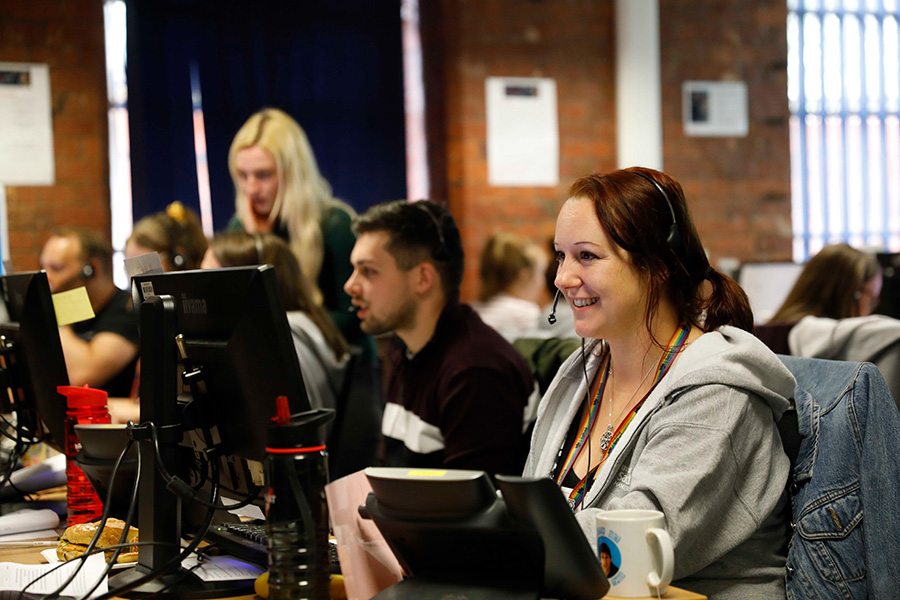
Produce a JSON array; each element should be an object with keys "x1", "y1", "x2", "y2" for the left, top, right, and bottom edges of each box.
[
  {"x1": 406, "y1": 470, "x2": 447, "y2": 477},
  {"x1": 52, "y1": 287, "x2": 95, "y2": 326}
]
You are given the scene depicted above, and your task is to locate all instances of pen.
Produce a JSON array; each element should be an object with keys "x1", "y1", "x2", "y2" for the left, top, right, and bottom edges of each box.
[{"x1": 0, "y1": 540, "x2": 58, "y2": 547}]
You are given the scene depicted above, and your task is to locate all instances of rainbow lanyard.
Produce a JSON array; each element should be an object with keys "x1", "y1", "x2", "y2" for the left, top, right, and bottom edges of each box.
[{"x1": 557, "y1": 323, "x2": 692, "y2": 510}]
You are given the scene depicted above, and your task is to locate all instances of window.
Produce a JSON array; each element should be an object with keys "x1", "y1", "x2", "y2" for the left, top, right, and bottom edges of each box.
[
  {"x1": 103, "y1": 0, "x2": 131, "y2": 289},
  {"x1": 788, "y1": 0, "x2": 900, "y2": 260}
]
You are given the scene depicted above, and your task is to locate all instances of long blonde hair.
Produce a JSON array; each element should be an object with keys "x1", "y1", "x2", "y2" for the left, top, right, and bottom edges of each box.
[{"x1": 229, "y1": 108, "x2": 354, "y2": 302}]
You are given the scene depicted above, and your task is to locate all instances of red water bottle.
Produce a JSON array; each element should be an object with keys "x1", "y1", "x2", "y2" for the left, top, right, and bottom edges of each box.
[{"x1": 59, "y1": 385, "x2": 111, "y2": 525}]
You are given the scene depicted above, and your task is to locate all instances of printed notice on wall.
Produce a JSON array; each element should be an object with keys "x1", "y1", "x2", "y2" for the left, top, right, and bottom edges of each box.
[
  {"x1": 486, "y1": 77, "x2": 559, "y2": 187},
  {"x1": 0, "y1": 63, "x2": 55, "y2": 185},
  {"x1": 682, "y1": 80, "x2": 748, "y2": 137}
]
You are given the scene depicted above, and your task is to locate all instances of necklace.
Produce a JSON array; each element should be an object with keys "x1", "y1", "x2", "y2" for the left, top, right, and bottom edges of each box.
[{"x1": 598, "y1": 357, "x2": 658, "y2": 452}]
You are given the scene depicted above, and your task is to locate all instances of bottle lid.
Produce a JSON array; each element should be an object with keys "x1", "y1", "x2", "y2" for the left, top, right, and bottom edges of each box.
[
  {"x1": 267, "y1": 407, "x2": 334, "y2": 450},
  {"x1": 58, "y1": 385, "x2": 108, "y2": 408}
]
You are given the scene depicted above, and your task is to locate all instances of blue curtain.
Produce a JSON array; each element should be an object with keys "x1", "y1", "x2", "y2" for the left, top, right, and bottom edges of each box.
[{"x1": 126, "y1": 0, "x2": 407, "y2": 229}]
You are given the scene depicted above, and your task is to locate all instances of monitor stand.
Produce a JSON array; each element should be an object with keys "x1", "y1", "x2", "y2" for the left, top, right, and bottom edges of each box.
[
  {"x1": 110, "y1": 566, "x2": 254, "y2": 599},
  {"x1": 372, "y1": 578, "x2": 539, "y2": 600},
  {"x1": 109, "y1": 295, "x2": 252, "y2": 599}
]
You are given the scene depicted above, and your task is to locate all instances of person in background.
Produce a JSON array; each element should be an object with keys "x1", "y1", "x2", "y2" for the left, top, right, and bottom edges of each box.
[
  {"x1": 471, "y1": 230, "x2": 547, "y2": 342},
  {"x1": 124, "y1": 201, "x2": 208, "y2": 271},
  {"x1": 202, "y1": 231, "x2": 349, "y2": 412},
  {"x1": 227, "y1": 108, "x2": 363, "y2": 349},
  {"x1": 39, "y1": 227, "x2": 140, "y2": 398},
  {"x1": 768, "y1": 243, "x2": 900, "y2": 406},
  {"x1": 344, "y1": 200, "x2": 536, "y2": 475},
  {"x1": 525, "y1": 168, "x2": 794, "y2": 599}
]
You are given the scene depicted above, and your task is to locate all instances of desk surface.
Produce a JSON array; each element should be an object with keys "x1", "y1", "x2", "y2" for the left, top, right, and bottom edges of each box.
[{"x1": 1, "y1": 530, "x2": 702, "y2": 600}]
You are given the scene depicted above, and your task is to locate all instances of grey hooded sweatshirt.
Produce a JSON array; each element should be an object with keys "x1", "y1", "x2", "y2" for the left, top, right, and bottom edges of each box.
[
  {"x1": 523, "y1": 326, "x2": 795, "y2": 600},
  {"x1": 789, "y1": 314, "x2": 900, "y2": 407}
]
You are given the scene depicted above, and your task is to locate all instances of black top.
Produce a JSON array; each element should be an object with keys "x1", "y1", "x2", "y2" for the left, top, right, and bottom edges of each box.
[
  {"x1": 71, "y1": 287, "x2": 140, "y2": 397},
  {"x1": 382, "y1": 301, "x2": 535, "y2": 475}
]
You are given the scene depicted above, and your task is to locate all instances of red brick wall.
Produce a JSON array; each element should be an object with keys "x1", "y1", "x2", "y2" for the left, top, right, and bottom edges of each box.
[
  {"x1": 429, "y1": 0, "x2": 792, "y2": 301},
  {"x1": 0, "y1": 0, "x2": 109, "y2": 271},
  {"x1": 427, "y1": 0, "x2": 617, "y2": 301},
  {"x1": 660, "y1": 0, "x2": 792, "y2": 264}
]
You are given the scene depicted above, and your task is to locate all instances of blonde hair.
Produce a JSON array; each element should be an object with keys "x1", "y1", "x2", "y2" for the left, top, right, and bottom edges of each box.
[
  {"x1": 229, "y1": 108, "x2": 354, "y2": 302},
  {"x1": 477, "y1": 231, "x2": 542, "y2": 302}
]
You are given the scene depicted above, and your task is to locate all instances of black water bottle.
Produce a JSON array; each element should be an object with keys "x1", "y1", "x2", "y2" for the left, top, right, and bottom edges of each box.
[{"x1": 265, "y1": 400, "x2": 334, "y2": 600}]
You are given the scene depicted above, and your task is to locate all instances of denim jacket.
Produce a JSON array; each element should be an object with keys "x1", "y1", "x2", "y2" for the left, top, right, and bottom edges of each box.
[{"x1": 779, "y1": 356, "x2": 900, "y2": 599}]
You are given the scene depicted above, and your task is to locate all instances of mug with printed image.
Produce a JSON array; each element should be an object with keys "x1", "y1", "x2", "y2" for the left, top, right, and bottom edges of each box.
[{"x1": 595, "y1": 509, "x2": 674, "y2": 598}]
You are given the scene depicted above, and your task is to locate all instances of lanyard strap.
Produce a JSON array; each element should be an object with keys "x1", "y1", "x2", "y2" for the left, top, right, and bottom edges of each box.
[
  {"x1": 554, "y1": 357, "x2": 611, "y2": 487},
  {"x1": 562, "y1": 323, "x2": 692, "y2": 510}
]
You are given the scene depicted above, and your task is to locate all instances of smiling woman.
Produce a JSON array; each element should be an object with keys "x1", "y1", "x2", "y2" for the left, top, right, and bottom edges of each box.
[{"x1": 526, "y1": 167, "x2": 796, "y2": 600}]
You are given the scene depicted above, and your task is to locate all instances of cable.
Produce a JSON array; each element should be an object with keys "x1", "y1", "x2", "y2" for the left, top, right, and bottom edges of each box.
[
  {"x1": 15, "y1": 541, "x2": 187, "y2": 600},
  {"x1": 93, "y1": 460, "x2": 220, "y2": 600},
  {"x1": 37, "y1": 435, "x2": 140, "y2": 600},
  {"x1": 78, "y1": 438, "x2": 143, "y2": 599}
]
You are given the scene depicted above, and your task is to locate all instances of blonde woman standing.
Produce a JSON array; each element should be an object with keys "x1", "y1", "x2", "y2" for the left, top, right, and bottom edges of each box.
[{"x1": 227, "y1": 108, "x2": 361, "y2": 345}]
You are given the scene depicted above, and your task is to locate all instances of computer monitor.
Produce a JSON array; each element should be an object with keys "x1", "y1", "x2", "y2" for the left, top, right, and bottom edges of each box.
[
  {"x1": 363, "y1": 468, "x2": 610, "y2": 600},
  {"x1": 0, "y1": 271, "x2": 70, "y2": 451},
  {"x1": 132, "y1": 264, "x2": 310, "y2": 463},
  {"x1": 109, "y1": 265, "x2": 312, "y2": 597},
  {"x1": 737, "y1": 261, "x2": 804, "y2": 324}
]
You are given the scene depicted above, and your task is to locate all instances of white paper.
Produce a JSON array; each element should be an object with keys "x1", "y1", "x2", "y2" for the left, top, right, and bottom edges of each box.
[
  {"x1": 0, "y1": 551, "x2": 108, "y2": 597},
  {"x1": 0, "y1": 63, "x2": 55, "y2": 185},
  {"x1": 123, "y1": 252, "x2": 165, "y2": 281},
  {"x1": 682, "y1": 80, "x2": 749, "y2": 137},
  {"x1": 486, "y1": 77, "x2": 559, "y2": 187},
  {"x1": 0, "y1": 509, "x2": 60, "y2": 537},
  {"x1": 219, "y1": 496, "x2": 266, "y2": 521},
  {"x1": 0, "y1": 529, "x2": 58, "y2": 543},
  {"x1": 40, "y1": 548, "x2": 135, "y2": 572},
  {"x1": 180, "y1": 555, "x2": 264, "y2": 582}
]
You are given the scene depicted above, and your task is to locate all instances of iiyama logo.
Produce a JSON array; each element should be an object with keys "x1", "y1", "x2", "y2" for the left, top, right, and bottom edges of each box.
[{"x1": 182, "y1": 293, "x2": 208, "y2": 315}]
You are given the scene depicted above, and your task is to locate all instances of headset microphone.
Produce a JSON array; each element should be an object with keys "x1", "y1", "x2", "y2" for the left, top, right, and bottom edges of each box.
[
  {"x1": 547, "y1": 289, "x2": 561, "y2": 325},
  {"x1": 348, "y1": 305, "x2": 359, "y2": 313}
]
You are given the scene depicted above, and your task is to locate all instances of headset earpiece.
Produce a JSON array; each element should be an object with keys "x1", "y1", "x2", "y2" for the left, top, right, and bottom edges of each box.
[
  {"x1": 632, "y1": 171, "x2": 682, "y2": 251},
  {"x1": 414, "y1": 202, "x2": 451, "y2": 261},
  {"x1": 170, "y1": 253, "x2": 187, "y2": 270},
  {"x1": 80, "y1": 263, "x2": 95, "y2": 280}
]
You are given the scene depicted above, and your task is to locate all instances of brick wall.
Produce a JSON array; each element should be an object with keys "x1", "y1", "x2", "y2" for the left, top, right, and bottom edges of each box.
[
  {"x1": 429, "y1": 0, "x2": 792, "y2": 301},
  {"x1": 0, "y1": 0, "x2": 109, "y2": 271},
  {"x1": 660, "y1": 0, "x2": 792, "y2": 264},
  {"x1": 0, "y1": 1, "x2": 791, "y2": 290},
  {"x1": 426, "y1": 0, "x2": 617, "y2": 301}
]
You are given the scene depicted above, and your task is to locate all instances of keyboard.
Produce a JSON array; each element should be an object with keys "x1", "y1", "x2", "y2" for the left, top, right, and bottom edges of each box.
[{"x1": 203, "y1": 521, "x2": 341, "y2": 573}]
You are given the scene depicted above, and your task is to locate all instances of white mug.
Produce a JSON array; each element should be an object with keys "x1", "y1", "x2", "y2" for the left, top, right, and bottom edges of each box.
[{"x1": 595, "y1": 509, "x2": 675, "y2": 598}]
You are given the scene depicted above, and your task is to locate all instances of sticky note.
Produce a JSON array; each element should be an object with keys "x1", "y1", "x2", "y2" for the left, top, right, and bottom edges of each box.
[
  {"x1": 406, "y1": 470, "x2": 447, "y2": 477},
  {"x1": 51, "y1": 287, "x2": 95, "y2": 326}
]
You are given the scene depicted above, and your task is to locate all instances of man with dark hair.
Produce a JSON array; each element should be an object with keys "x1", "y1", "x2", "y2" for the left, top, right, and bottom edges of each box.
[
  {"x1": 344, "y1": 200, "x2": 535, "y2": 475},
  {"x1": 40, "y1": 227, "x2": 139, "y2": 397}
]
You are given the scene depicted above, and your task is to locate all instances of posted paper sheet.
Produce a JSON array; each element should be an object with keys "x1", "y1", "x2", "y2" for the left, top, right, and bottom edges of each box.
[{"x1": 486, "y1": 77, "x2": 559, "y2": 187}]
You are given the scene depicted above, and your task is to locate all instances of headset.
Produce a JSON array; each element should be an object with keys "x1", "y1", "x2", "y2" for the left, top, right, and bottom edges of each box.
[
  {"x1": 168, "y1": 250, "x2": 188, "y2": 270},
  {"x1": 547, "y1": 170, "x2": 682, "y2": 325},
  {"x1": 412, "y1": 202, "x2": 452, "y2": 261},
  {"x1": 80, "y1": 263, "x2": 95, "y2": 280},
  {"x1": 632, "y1": 170, "x2": 682, "y2": 251}
]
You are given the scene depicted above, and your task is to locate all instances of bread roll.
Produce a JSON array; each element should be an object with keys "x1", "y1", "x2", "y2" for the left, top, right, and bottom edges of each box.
[{"x1": 57, "y1": 518, "x2": 139, "y2": 563}]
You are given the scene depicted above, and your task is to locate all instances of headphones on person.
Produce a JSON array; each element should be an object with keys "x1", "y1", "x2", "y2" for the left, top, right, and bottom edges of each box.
[
  {"x1": 547, "y1": 171, "x2": 683, "y2": 325},
  {"x1": 632, "y1": 171, "x2": 682, "y2": 250},
  {"x1": 80, "y1": 262, "x2": 95, "y2": 280},
  {"x1": 413, "y1": 201, "x2": 452, "y2": 261},
  {"x1": 168, "y1": 249, "x2": 188, "y2": 270}
]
